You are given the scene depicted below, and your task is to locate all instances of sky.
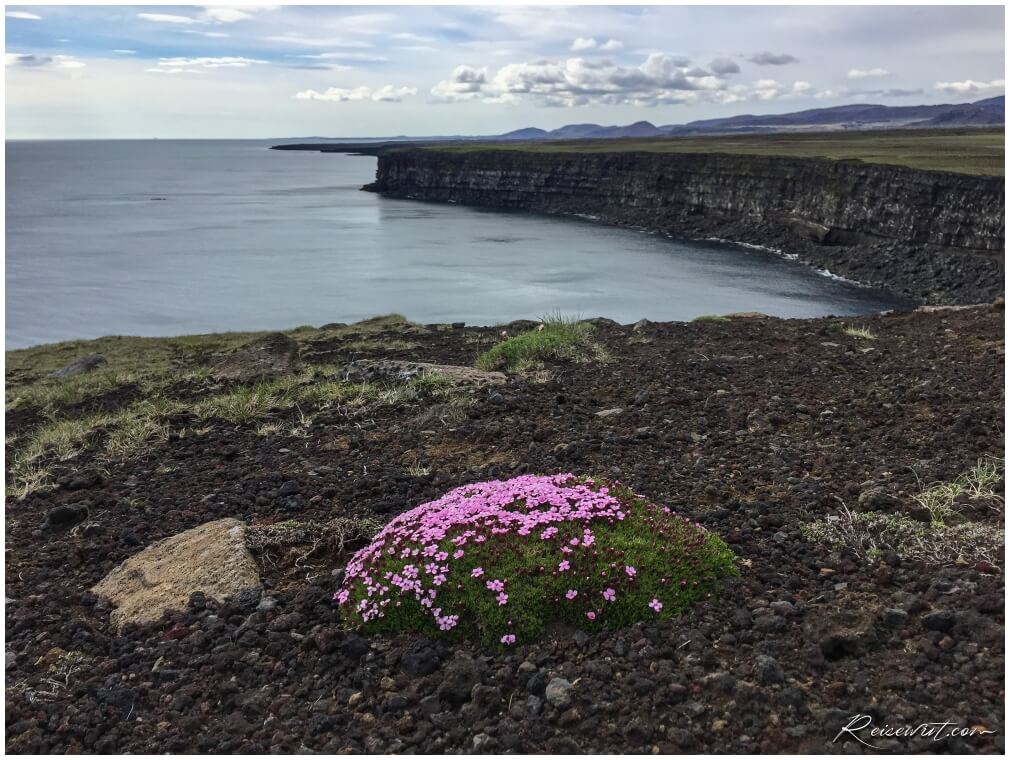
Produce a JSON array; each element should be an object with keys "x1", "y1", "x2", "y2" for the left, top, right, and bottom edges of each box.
[{"x1": 4, "y1": 4, "x2": 1006, "y2": 139}]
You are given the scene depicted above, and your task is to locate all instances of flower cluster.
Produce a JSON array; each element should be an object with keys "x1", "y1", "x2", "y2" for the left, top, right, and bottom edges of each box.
[{"x1": 336, "y1": 473, "x2": 737, "y2": 644}]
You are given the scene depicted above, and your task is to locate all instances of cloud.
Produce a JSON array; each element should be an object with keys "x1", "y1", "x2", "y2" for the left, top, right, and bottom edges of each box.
[
  {"x1": 293, "y1": 85, "x2": 416, "y2": 103},
  {"x1": 6, "y1": 11, "x2": 42, "y2": 20},
  {"x1": 265, "y1": 33, "x2": 373, "y2": 48},
  {"x1": 935, "y1": 78, "x2": 1005, "y2": 95},
  {"x1": 571, "y1": 37, "x2": 623, "y2": 53},
  {"x1": 203, "y1": 7, "x2": 255, "y2": 24},
  {"x1": 6, "y1": 53, "x2": 85, "y2": 70},
  {"x1": 182, "y1": 30, "x2": 230, "y2": 38},
  {"x1": 156, "y1": 56, "x2": 268, "y2": 69},
  {"x1": 432, "y1": 53, "x2": 728, "y2": 107},
  {"x1": 709, "y1": 57, "x2": 740, "y2": 75},
  {"x1": 749, "y1": 51, "x2": 798, "y2": 66},
  {"x1": 792, "y1": 81, "x2": 813, "y2": 95},
  {"x1": 112, "y1": 49, "x2": 137, "y2": 55},
  {"x1": 137, "y1": 12, "x2": 200, "y2": 25},
  {"x1": 848, "y1": 67, "x2": 888, "y2": 79}
]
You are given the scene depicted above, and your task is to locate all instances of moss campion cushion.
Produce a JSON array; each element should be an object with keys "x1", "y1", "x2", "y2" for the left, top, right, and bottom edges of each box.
[{"x1": 336, "y1": 474, "x2": 737, "y2": 644}]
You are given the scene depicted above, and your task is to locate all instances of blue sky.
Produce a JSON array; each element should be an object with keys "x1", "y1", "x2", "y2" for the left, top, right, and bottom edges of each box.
[{"x1": 5, "y1": 4, "x2": 1005, "y2": 138}]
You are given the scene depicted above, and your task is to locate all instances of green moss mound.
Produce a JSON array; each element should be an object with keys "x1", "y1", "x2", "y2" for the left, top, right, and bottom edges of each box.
[{"x1": 336, "y1": 474, "x2": 737, "y2": 645}]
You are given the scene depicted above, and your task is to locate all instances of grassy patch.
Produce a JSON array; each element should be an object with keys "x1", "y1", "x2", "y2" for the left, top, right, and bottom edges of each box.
[
  {"x1": 338, "y1": 475, "x2": 737, "y2": 644},
  {"x1": 475, "y1": 315, "x2": 609, "y2": 372},
  {"x1": 802, "y1": 459, "x2": 1004, "y2": 567},
  {"x1": 427, "y1": 128, "x2": 1004, "y2": 176},
  {"x1": 692, "y1": 315, "x2": 731, "y2": 323},
  {"x1": 839, "y1": 325, "x2": 878, "y2": 340}
]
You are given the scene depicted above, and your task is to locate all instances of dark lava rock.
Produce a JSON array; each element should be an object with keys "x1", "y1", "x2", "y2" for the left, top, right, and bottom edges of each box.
[
  {"x1": 50, "y1": 353, "x2": 106, "y2": 379},
  {"x1": 923, "y1": 609, "x2": 957, "y2": 633},
  {"x1": 340, "y1": 633, "x2": 370, "y2": 660},
  {"x1": 437, "y1": 656, "x2": 480, "y2": 707},
  {"x1": 754, "y1": 655, "x2": 785, "y2": 685},
  {"x1": 45, "y1": 503, "x2": 89, "y2": 529},
  {"x1": 400, "y1": 640, "x2": 443, "y2": 677}
]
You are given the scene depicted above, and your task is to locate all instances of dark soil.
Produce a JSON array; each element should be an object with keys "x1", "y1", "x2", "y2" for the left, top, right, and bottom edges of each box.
[{"x1": 5, "y1": 305, "x2": 1005, "y2": 753}]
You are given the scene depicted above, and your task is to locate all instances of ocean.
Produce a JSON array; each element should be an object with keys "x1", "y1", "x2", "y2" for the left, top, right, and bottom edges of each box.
[{"x1": 5, "y1": 139, "x2": 909, "y2": 349}]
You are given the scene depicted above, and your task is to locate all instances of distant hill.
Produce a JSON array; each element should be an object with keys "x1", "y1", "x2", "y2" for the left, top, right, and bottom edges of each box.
[{"x1": 495, "y1": 96, "x2": 1004, "y2": 140}]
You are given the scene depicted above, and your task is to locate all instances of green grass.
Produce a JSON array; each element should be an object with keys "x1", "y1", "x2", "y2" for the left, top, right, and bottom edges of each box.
[
  {"x1": 426, "y1": 128, "x2": 1004, "y2": 176},
  {"x1": 343, "y1": 481, "x2": 738, "y2": 644},
  {"x1": 475, "y1": 314, "x2": 610, "y2": 372}
]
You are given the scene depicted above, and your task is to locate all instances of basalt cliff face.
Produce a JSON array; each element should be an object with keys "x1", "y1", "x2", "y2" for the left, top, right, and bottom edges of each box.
[{"x1": 366, "y1": 149, "x2": 1005, "y2": 304}]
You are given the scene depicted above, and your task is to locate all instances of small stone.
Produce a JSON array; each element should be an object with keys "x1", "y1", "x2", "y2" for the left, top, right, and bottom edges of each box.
[
  {"x1": 277, "y1": 480, "x2": 300, "y2": 497},
  {"x1": 45, "y1": 503, "x2": 89, "y2": 529},
  {"x1": 255, "y1": 596, "x2": 278, "y2": 612},
  {"x1": 923, "y1": 610, "x2": 957, "y2": 633},
  {"x1": 545, "y1": 677, "x2": 573, "y2": 709},
  {"x1": 754, "y1": 655, "x2": 785, "y2": 685},
  {"x1": 881, "y1": 608, "x2": 908, "y2": 628},
  {"x1": 595, "y1": 407, "x2": 623, "y2": 418}
]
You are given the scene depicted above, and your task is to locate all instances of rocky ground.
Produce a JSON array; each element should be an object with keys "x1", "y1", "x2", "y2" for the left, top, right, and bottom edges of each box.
[{"x1": 5, "y1": 304, "x2": 1005, "y2": 753}]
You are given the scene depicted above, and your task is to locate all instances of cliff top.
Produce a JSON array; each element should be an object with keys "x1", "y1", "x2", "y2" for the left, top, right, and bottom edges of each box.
[{"x1": 424, "y1": 128, "x2": 1004, "y2": 177}]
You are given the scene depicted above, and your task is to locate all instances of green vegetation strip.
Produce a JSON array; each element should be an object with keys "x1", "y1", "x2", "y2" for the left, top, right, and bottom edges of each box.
[{"x1": 426, "y1": 129, "x2": 1004, "y2": 176}]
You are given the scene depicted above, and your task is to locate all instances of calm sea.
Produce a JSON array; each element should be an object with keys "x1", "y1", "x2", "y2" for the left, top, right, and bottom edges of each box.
[{"x1": 5, "y1": 140, "x2": 909, "y2": 349}]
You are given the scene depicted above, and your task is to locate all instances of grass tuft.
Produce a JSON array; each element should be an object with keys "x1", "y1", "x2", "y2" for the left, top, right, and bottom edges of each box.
[
  {"x1": 840, "y1": 325, "x2": 878, "y2": 340},
  {"x1": 475, "y1": 314, "x2": 609, "y2": 372}
]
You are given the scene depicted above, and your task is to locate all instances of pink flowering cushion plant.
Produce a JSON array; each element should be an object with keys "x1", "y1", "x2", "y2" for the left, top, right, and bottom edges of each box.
[{"x1": 335, "y1": 474, "x2": 737, "y2": 644}]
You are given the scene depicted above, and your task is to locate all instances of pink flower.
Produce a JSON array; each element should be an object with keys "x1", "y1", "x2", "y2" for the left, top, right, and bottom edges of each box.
[
  {"x1": 625, "y1": 565, "x2": 637, "y2": 578},
  {"x1": 586, "y1": 611, "x2": 596, "y2": 621},
  {"x1": 486, "y1": 579, "x2": 505, "y2": 592},
  {"x1": 471, "y1": 567, "x2": 484, "y2": 577},
  {"x1": 649, "y1": 599, "x2": 663, "y2": 612},
  {"x1": 558, "y1": 560, "x2": 570, "y2": 572},
  {"x1": 566, "y1": 589, "x2": 578, "y2": 600},
  {"x1": 501, "y1": 634, "x2": 516, "y2": 645},
  {"x1": 603, "y1": 588, "x2": 616, "y2": 602},
  {"x1": 497, "y1": 592, "x2": 508, "y2": 606},
  {"x1": 453, "y1": 549, "x2": 464, "y2": 559}
]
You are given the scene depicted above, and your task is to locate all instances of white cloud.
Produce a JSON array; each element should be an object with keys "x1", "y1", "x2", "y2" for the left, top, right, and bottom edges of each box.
[
  {"x1": 6, "y1": 11, "x2": 42, "y2": 20},
  {"x1": 848, "y1": 67, "x2": 889, "y2": 79},
  {"x1": 571, "y1": 37, "x2": 623, "y2": 53},
  {"x1": 145, "y1": 68, "x2": 201, "y2": 75},
  {"x1": 156, "y1": 56, "x2": 268, "y2": 69},
  {"x1": 935, "y1": 78, "x2": 1005, "y2": 95},
  {"x1": 432, "y1": 53, "x2": 732, "y2": 107},
  {"x1": 294, "y1": 85, "x2": 416, "y2": 103},
  {"x1": 112, "y1": 49, "x2": 137, "y2": 55},
  {"x1": 792, "y1": 81, "x2": 813, "y2": 95},
  {"x1": 203, "y1": 7, "x2": 254, "y2": 24},
  {"x1": 266, "y1": 33, "x2": 373, "y2": 48},
  {"x1": 183, "y1": 30, "x2": 230, "y2": 38},
  {"x1": 137, "y1": 13, "x2": 200, "y2": 25}
]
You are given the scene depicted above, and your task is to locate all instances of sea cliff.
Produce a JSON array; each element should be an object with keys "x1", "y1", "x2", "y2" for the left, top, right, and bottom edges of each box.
[{"x1": 366, "y1": 149, "x2": 1005, "y2": 304}]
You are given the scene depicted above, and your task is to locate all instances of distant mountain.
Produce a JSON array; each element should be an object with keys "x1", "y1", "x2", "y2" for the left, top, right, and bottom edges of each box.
[{"x1": 495, "y1": 96, "x2": 1004, "y2": 140}]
